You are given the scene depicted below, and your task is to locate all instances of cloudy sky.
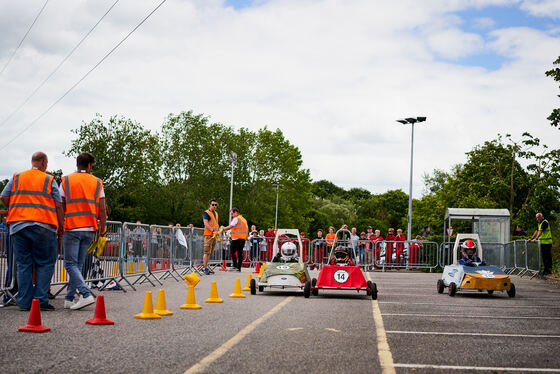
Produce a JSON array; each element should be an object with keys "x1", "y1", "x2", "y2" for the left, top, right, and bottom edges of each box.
[{"x1": 0, "y1": 0, "x2": 559, "y2": 197}]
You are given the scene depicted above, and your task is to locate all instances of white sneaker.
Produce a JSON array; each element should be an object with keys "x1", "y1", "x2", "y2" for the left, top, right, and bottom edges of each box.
[
  {"x1": 64, "y1": 300, "x2": 75, "y2": 309},
  {"x1": 70, "y1": 295, "x2": 95, "y2": 310}
]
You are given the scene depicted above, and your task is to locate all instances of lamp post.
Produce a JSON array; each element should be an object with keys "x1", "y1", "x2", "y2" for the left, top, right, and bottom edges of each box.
[
  {"x1": 396, "y1": 116, "x2": 427, "y2": 241},
  {"x1": 274, "y1": 182, "x2": 280, "y2": 229},
  {"x1": 228, "y1": 151, "x2": 237, "y2": 224}
]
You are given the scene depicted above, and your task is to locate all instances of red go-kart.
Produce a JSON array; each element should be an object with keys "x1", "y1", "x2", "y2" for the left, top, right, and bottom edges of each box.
[{"x1": 307, "y1": 229, "x2": 377, "y2": 299}]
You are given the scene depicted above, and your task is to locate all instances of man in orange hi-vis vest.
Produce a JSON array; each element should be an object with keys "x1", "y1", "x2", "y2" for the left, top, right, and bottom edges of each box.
[
  {"x1": 222, "y1": 207, "x2": 249, "y2": 272},
  {"x1": 202, "y1": 199, "x2": 219, "y2": 275},
  {"x1": 60, "y1": 152, "x2": 107, "y2": 310},
  {"x1": 1, "y1": 152, "x2": 64, "y2": 311}
]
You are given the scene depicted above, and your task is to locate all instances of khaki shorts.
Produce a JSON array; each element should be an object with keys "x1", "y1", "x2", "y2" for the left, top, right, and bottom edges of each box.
[{"x1": 204, "y1": 235, "x2": 217, "y2": 255}]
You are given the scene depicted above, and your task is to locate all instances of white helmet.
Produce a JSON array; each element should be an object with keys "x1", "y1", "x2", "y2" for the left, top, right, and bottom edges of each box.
[{"x1": 281, "y1": 242, "x2": 297, "y2": 260}]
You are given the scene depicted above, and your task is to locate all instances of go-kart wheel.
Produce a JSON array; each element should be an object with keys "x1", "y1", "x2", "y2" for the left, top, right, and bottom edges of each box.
[
  {"x1": 250, "y1": 279, "x2": 256, "y2": 295},
  {"x1": 371, "y1": 282, "x2": 378, "y2": 300},
  {"x1": 367, "y1": 280, "x2": 373, "y2": 296},
  {"x1": 303, "y1": 281, "x2": 311, "y2": 298},
  {"x1": 312, "y1": 278, "x2": 318, "y2": 296},
  {"x1": 487, "y1": 290, "x2": 494, "y2": 295},
  {"x1": 437, "y1": 279, "x2": 445, "y2": 294},
  {"x1": 258, "y1": 285, "x2": 264, "y2": 292},
  {"x1": 448, "y1": 282, "x2": 457, "y2": 297},
  {"x1": 507, "y1": 283, "x2": 516, "y2": 298}
]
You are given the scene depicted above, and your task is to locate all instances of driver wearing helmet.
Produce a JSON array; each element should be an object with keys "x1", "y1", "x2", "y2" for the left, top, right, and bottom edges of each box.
[
  {"x1": 272, "y1": 242, "x2": 299, "y2": 263},
  {"x1": 459, "y1": 240, "x2": 485, "y2": 266}
]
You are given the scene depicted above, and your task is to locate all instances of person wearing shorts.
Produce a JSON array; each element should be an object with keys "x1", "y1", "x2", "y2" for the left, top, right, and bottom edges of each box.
[{"x1": 203, "y1": 200, "x2": 219, "y2": 275}]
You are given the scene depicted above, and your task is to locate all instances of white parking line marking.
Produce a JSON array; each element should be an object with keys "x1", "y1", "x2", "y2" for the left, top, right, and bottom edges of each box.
[
  {"x1": 379, "y1": 301, "x2": 560, "y2": 309},
  {"x1": 367, "y1": 273, "x2": 396, "y2": 374},
  {"x1": 325, "y1": 328, "x2": 341, "y2": 333},
  {"x1": 380, "y1": 293, "x2": 560, "y2": 300},
  {"x1": 287, "y1": 327, "x2": 304, "y2": 331},
  {"x1": 393, "y1": 363, "x2": 560, "y2": 372},
  {"x1": 382, "y1": 313, "x2": 560, "y2": 320},
  {"x1": 386, "y1": 331, "x2": 560, "y2": 338},
  {"x1": 183, "y1": 296, "x2": 294, "y2": 374}
]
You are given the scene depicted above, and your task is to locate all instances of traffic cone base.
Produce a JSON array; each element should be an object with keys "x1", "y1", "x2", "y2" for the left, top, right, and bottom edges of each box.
[
  {"x1": 205, "y1": 281, "x2": 223, "y2": 303},
  {"x1": 229, "y1": 278, "x2": 246, "y2": 298},
  {"x1": 134, "y1": 291, "x2": 162, "y2": 319},
  {"x1": 242, "y1": 274, "x2": 252, "y2": 292},
  {"x1": 19, "y1": 299, "x2": 50, "y2": 333},
  {"x1": 180, "y1": 286, "x2": 202, "y2": 309},
  {"x1": 154, "y1": 289, "x2": 173, "y2": 316},
  {"x1": 86, "y1": 295, "x2": 115, "y2": 325}
]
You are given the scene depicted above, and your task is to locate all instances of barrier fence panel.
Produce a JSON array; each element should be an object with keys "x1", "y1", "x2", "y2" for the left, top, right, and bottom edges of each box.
[
  {"x1": 373, "y1": 240, "x2": 439, "y2": 270},
  {"x1": 148, "y1": 225, "x2": 178, "y2": 281},
  {"x1": 169, "y1": 226, "x2": 189, "y2": 280},
  {"x1": 525, "y1": 240, "x2": 541, "y2": 278},
  {"x1": 120, "y1": 222, "x2": 155, "y2": 288},
  {"x1": 0, "y1": 211, "x2": 17, "y2": 305},
  {"x1": 503, "y1": 241, "x2": 516, "y2": 274},
  {"x1": 93, "y1": 221, "x2": 128, "y2": 291}
]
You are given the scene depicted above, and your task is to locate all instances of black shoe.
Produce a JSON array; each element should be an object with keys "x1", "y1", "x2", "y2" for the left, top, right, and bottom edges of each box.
[
  {"x1": 47, "y1": 291, "x2": 55, "y2": 300},
  {"x1": 40, "y1": 304, "x2": 55, "y2": 311}
]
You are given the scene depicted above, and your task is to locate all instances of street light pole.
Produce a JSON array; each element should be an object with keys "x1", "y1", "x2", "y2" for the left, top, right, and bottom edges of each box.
[
  {"x1": 274, "y1": 182, "x2": 279, "y2": 229},
  {"x1": 396, "y1": 117, "x2": 426, "y2": 241},
  {"x1": 228, "y1": 151, "x2": 237, "y2": 224}
]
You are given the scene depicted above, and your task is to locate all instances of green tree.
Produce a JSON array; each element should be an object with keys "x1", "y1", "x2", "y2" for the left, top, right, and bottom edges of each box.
[
  {"x1": 545, "y1": 55, "x2": 560, "y2": 130},
  {"x1": 65, "y1": 114, "x2": 162, "y2": 223}
]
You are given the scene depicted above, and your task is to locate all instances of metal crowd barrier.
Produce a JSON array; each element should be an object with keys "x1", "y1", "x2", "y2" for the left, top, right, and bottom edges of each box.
[
  {"x1": 120, "y1": 222, "x2": 156, "y2": 288},
  {"x1": 0, "y1": 210, "x2": 17, "y2": 305},
  {"x1": 149, "y1": 225, "x2": 178, "y2": 281},
  {"x1": 372, "y1": 240, "x2": 439, "y2": 271}
]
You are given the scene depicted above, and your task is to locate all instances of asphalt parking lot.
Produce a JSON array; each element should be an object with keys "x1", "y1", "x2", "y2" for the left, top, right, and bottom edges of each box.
[{"x1": 0, "y1": 268, "x2": 559, "y2": 373}]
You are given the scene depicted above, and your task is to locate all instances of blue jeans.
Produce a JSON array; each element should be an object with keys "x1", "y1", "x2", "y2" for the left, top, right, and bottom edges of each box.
[
  {"x1": 63, "y1": 231, "x2": 95, "y2": 301},
  {"x1": 11, "y1": 226, "x2": 57, "y2": 308}
]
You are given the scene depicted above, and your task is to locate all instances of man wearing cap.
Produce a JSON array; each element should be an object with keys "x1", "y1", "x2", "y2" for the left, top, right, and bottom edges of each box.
[
  {"x1": 1, "y1": 152, "x2": 64, "y2": 311},
  {"x1": 422, "y1": 225, "x2": 434, "y2": 238}
]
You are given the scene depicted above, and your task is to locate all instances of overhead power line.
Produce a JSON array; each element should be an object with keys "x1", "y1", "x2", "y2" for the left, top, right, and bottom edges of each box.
[
  {"x1": 0, "y1": 0, "x2": 168, "y2": 152},
  {"x1": 0, "y1": 0, "x2": 50, "y2": 76},
  {"x1": 0, "y1": 0, "x2": 120, "y2": 129}
]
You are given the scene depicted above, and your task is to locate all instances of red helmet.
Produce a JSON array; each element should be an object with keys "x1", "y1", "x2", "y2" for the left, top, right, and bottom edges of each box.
[{"x1": 461, "y1": 240, "x2": 476, "y2": 249}]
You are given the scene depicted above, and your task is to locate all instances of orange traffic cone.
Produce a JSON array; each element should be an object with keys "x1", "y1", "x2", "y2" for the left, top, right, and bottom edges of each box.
[
  {"x1": 154, "y1": 289, "x2": 173, "y2": 316},
  {"x1": 242, "y1": 274, "x2": 252, "y2": 292},
  {"x1": 19, "y1": 299, "x2": 50, "y2": 333},
  {"x1": 229, "y1": 278, "x2": 246, "y2": 298},
  {"x1": 253, "y1": 262, "x2": 261, "y2": 274},
  {"x1": 86, "y1": 295, "x2": 114, "y2": 325},
  {"x1": 134, "y1": 291, "x2": 162, "y2": 319},
  {"x1": 219, "y1": 260, "x2": 228, "y2": 271}
]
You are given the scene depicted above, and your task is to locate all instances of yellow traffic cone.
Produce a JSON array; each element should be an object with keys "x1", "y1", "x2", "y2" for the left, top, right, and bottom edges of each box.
[
  {"x1": 205, "y1": 281, "x2": 223, "y2": 303},
  {"x1": 256, "y1": 263, "x2": 266, "y2": 279},
  {"x1": 229, "y1": 278, "x2": 246, "y2": 298},
  {"x1": 180, "y1": 286, "x2": 202, "y2": 309},
  {"x1": 134, "y1": 291, "x2": 162, "y2": 319},
  {"x1": 127, "y1": 260, "x2": 135, "y2": 274},
  {"x1": 110, "y1": 262, "x2": 118, "y2": 277},
  {"x1": 154, "y1": 289, "x2": 173, "y2": 316},
  {"x1": 60, "y1": 267, "x2": 67, "y2": 282},
  {"x1": 242, "y1": 274, "x2": 252, "y2": 292},
  {"x1": 138, "y1": 260, "x2": 145, "y2": 273}
]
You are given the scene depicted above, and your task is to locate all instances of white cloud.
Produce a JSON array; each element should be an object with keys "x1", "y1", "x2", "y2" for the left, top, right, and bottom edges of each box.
[
  {"x1": 0, "y1": 0, "x2": 558, "y2": 201},
  {"x1": 473, "y1": 16, "x2": 496, "y2": 29},
  {"x1": 520, "y1": 0, "x2": 560, "y2": 18}
]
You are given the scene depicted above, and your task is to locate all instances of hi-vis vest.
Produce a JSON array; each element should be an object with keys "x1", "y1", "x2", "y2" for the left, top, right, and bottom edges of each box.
[
  {"x1": 539, "y1": 219, "x2": 553, "y2": 245},
  {"x1": 62, "y1": 172, "x2": 102, "y2": 230},
  {"x1": 7, "y1": 169, "x2": 58, "y2": 226},
  {"x1": 204, "y1": 209, "x2": 219, "y2": 236},
  {"x1": 230, "y1": 215, "x2": 248, "y2": 240}
]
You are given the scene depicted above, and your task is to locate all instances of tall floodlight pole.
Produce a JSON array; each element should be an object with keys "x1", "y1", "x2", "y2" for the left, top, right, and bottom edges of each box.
[
  {"x1": 274, "y1": 182, "x2": 280, "y2": 229},
  {"x1": 396, "y1": 117, "x2": 427, "y2": 241},
  {"x1": 228, "y1": 151, "x2": 237, "y2": 224}
]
